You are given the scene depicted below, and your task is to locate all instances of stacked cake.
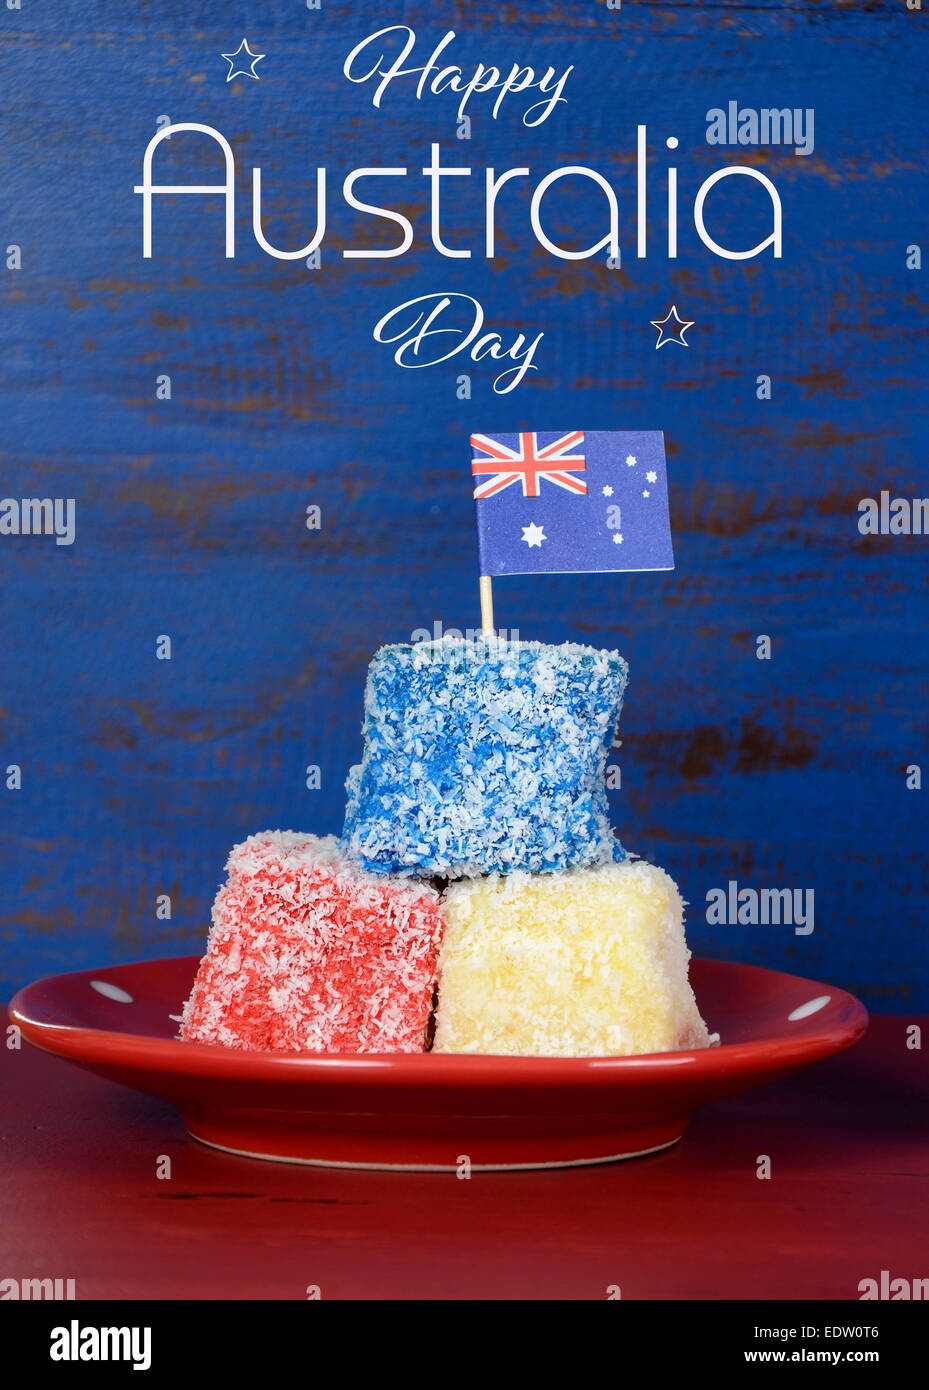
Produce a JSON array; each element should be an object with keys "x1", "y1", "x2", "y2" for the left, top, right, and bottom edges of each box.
[
  {"x1": 342, "y1": 636, "x2": 627, "y2": 877},
  {"x1": 179, "y1": 832, "x2": 445, "y2": 1053},
  {"x1": 181, "y1": 634, "x2": 710, "y2": 1057}
]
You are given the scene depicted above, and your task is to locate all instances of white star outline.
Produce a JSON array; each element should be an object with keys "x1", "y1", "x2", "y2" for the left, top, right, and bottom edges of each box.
[
  {"x1": 222, "y1": 38, "x2": 266, "y2": 82},
  {"x1": 651, "y1": 304, "x2": 694, "y2": 349}
]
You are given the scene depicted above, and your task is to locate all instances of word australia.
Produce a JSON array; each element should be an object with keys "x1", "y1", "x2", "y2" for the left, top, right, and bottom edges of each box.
[{"x1": 135, "y1": 126, "x2": 784, "y2": 263}]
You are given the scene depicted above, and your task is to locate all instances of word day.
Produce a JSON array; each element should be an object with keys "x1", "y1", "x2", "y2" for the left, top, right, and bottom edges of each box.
[
  {"x1": 135, "y1": 127, "x2": 783, "y2": 264},
  {"x1": 373, "y1": 293, "x2": 542, "y2": 394}
]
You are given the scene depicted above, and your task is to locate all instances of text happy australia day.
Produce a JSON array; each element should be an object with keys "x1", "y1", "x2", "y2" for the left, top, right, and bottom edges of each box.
[{"x1": 135, "y1": 26, "x2": 787, "y2": 393}]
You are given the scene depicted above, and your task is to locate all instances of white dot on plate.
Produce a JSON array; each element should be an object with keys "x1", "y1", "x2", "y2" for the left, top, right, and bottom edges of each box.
[
  {"x1": 90, "y1": 979, "x2": 134, "y2": 1004},
  {"x1": 788, "y1": 995, "x2": 830, "y2": 1022}
]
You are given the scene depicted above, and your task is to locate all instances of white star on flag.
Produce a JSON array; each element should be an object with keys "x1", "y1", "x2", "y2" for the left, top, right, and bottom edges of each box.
[
  {"x1": 643, "y1": 490, "x2": 650, "y2": 498},
  {"x1": 521, "y1": 522, "x2": 547, "y2": 548},
  {"x1": 612, "y1": 533, "x2": 624, "y2": 544},
  {"x1": 222, "y1": 38, "x2": 266, "y2": 82},
  {"x1": 646, "y1": 470, "x2": 657, "y2": 483},
  {"x1": 602, "y1": 485, "x2": 614, "y2": 496},
  {"x1": 626, "y1": 455, "x2": 637, "y2": 467}
]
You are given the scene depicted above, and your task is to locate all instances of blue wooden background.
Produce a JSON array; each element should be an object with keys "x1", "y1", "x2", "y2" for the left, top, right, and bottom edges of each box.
[{"x1": 1, "y1": 1, "x2": 926, "y2": 1010}]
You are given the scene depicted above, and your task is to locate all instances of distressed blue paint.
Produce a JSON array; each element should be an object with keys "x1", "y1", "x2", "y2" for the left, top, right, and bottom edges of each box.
[{"x1": 0, "y1": 2, "x2": 926, "y2": 1010}]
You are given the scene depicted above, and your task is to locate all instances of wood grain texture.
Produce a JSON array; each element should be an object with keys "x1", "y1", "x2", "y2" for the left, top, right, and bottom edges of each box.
[
  {"x1": 2, "y1": 1010, "x2": 926, "y2": 1298},
  {"x1": 0, "y1": 1, "x2": 926, "y2": 1007}
]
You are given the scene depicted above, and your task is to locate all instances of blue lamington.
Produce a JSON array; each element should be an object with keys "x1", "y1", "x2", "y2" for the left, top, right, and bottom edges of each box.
[{"x1": 342, "y1": 635, "x2": 628, "y2": 878}]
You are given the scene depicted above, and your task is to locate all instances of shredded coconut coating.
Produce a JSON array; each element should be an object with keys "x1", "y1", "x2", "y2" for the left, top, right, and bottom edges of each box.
[
  {"x1": 433, "y1": 858, "x2": 711, "y2": 1057},
  {"x1": 342, "y1": 635, "x2": 629, "y2": 879},
  {"x1": 179, "y1": 831, "x2": 446, "y2": 1053}
]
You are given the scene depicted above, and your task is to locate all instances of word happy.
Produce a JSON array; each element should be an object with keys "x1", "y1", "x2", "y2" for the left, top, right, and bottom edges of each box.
[{"x1": 344, "y1": 26, "x2": 572, "y2": 127}]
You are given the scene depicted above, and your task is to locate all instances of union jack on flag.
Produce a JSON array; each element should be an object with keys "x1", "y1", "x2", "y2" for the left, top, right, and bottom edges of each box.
[
  {"x1": 470, "y1": 430, "x2": 674, "y2": 578},
  {"x1": 471, "y1": 431, "x2": 587, "y2": 500}
]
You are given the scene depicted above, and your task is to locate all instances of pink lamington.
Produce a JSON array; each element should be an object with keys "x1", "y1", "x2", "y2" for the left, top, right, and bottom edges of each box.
[{"x1": 180, "y1": 832, "x2": 446, "y2": 1053}]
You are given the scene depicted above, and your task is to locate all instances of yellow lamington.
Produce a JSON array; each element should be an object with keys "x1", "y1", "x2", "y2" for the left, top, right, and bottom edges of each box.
[{"x1": 433, "y1": 859, "x2": 711, "y2": 1057}]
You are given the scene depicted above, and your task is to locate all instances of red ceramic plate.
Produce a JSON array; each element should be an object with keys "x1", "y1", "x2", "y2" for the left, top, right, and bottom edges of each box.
[{"x1": 9, "y1": 955, "x2": 867, "y2": 1171}]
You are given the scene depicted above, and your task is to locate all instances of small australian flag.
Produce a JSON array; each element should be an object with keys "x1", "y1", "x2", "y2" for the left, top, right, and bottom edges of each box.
[{"x1": 471, "y1": 430, "x2": 674, "y2": 577}]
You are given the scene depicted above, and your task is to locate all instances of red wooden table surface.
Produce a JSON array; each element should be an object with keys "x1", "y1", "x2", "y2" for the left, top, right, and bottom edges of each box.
[{"x1": 2, "y1": 1012, "x2": 926, "y2": 1301}]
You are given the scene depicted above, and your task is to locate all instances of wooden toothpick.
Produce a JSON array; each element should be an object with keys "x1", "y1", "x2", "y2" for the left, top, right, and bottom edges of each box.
[{"x1": 479, "y1": 575, "x2": 495, "y2": 637}]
